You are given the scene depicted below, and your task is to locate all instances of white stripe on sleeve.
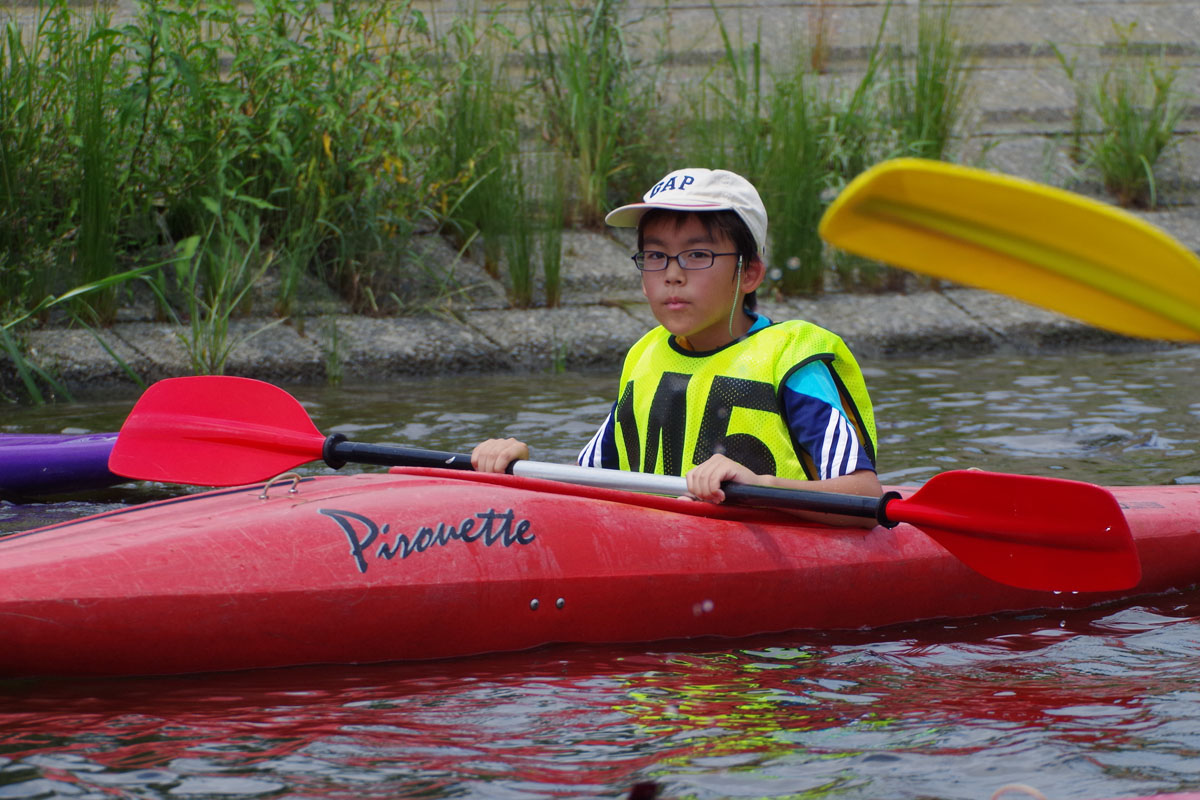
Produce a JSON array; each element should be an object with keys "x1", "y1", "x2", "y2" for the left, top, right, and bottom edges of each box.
[
  {"x1": 820, "y1": 409, "x2": 839, "y2": 480},
  {"x1": 819, "y1": 409, "x2": 864, "y2": 480},
  {"x1": 577, "y1": 416, "x2": 609, "y2": 468},
  {"x1": 839, "y1": 416, "x2": 862, "y2": 477}
]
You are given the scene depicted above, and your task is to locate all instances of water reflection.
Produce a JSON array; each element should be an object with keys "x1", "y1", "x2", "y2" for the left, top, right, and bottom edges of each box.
[
  {"x1": 316, "y1": 348, "x2": 1200, "y2": 487},
  {"x1": 867, "y1": 347, "x2": 1199, "y2": 485},
  {"x1": 0, "y1": 347, "x2": 1198, "y2": 798},
  {"x1": 5, "y1": 347, "x2": 1197, "y2": 494},
  {"x1": 4, "y1": 596, "x2": 1200, "y2": 799},
  {"x1": 3, "y1": 349, "x2": 1198, "y2": 534}
]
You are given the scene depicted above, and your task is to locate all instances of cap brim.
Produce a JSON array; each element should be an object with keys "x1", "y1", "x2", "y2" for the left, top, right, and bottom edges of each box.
[{"x1": 604, "y1": 200, "x2": 730, "y2": 228}]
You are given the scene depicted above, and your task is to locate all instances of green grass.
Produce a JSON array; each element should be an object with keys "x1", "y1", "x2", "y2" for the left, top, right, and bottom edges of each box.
[
  {"x1": 2, "y1": 0, "x2": 481, "y2": 322},
  {"x1": 161, "y1": 209, "x2": 283, "y2": 376},
  {"x1": 499, "y1": 151, "x2": 569, "y2": 309},
  {"x1": 435, "y1": 13, "x2": 521, "y2": 279},
  {"x1": 684, "y1": 6, "x2": 769, "y2": 178},
  {"x1": 525, "y1": 0, "x2": 662, "y2": 227},
  {"x1": 1089, "y1": 26, "x2": 1187, "y2": 209},
  {"x1": 683, "y1": 1, "x2": 902, "y2": 295},
  {"x1": 72, "y1": 15, "x2": 127, "y2": 324},
  {"x1": 1, "y1": 3, "x2": 79, "y2": 315},
  {"x1": 762, "y1": 72, "x2": 828, "y2": 295},
  {"x1": 1050, "y1": 43, "x2": 1088, "y2": 165},
  {"x1": 322, "y1": 316, "x2": 343, "y2": 387},
  {"x1": 0, "y1": 0, "x2": 1193, "y2": 401},
  {"x1": 502, "y1": 155, "x2": 536, "y2": 309},
  {"x1": 1053, "y1": 23, "x2": 1187, "y2": 208},
  {"x1": 0, "y1": 240, "x2": 195, "y2": 402},
  {"x1": 539, "y1": 154, "x2": 568, "y2": 308},
  {"x1": 887, "y1": 0, "x2": 969, "y2": 162}
]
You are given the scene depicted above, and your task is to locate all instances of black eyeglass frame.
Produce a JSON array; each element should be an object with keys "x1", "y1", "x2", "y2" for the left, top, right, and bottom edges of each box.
[{"x1": 631, "y1": 249, "x2": 741, "y2": 272}]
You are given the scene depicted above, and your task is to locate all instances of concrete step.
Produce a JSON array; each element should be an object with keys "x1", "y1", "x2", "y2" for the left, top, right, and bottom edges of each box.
[
  {"x1": 609, "y1": 0, "x2": 1200, "y2": 63},
  {"x1": 616, "y1": 0, "x2": 1200, "y2": 129}
]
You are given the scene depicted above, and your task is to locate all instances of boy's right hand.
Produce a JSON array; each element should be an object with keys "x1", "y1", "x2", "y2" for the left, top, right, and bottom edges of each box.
[
  {"x1": 685, "y1": 453, "x2": 760, "y2": 504},
  {"x1": 471, "y1": 438, "x2": 530, "y2": 474}
]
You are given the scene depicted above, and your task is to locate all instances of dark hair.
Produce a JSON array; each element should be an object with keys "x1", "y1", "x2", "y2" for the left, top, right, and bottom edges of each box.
[{"x1": 637, "y1": 209, "x2": 759, "y2": 311}]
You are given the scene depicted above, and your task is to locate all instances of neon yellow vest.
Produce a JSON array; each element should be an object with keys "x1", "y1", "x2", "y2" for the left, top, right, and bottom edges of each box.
[{"x1": 613, "y1": 320, "x2": 876, "y2": 479}]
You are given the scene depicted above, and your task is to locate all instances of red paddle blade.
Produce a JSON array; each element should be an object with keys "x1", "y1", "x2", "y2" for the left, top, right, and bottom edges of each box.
[
  {"x1": 892, "y1": 470, "x2": 1140, "y2": 592},
  {"x1": 109, "y1": 376, "x2": 327, "y2": 486}
]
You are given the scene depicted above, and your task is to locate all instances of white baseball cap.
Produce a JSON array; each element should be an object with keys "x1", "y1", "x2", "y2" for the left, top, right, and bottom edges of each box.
[{"x1": 605, "y1": 168, "x2": 768, "y2": 254}]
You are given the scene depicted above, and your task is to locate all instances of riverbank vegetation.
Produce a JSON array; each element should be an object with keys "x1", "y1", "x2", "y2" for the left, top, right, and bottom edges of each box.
[
  {"x1": 1054, "y1": 22, "x2": 1189, "y2": 210},
  {"x1": 0, "y1": 0, "x2": 1193, "y2": 400}
]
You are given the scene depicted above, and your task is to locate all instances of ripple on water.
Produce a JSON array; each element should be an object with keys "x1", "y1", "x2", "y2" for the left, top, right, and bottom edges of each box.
[{"x1": 1, "y1": 349, "x2": 1199, "y2": 798}]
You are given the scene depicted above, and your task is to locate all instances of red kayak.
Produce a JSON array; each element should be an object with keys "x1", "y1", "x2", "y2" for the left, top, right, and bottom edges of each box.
[{"x1": 1, "y1": 466, "x2": 1197, "y2": 678}]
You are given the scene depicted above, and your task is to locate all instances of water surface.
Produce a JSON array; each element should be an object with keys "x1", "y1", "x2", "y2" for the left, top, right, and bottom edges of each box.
[{"x1": 1, "y1": 346, "x2": 1198, "y2": 799}]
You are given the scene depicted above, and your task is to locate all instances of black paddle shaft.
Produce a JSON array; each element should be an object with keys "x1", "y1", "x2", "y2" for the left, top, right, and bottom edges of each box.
[
  {"x1": 724, "y1": 483, "x2": 899, "y2": 527},
  {"x1": 323, "y1": 434, "x2": 474, "y2": 471}
]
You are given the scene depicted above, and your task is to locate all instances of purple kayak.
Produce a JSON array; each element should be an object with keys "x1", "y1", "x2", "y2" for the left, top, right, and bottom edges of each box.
[{"x1": 0, "y1": 433, "x2": 121, "y2": 497}]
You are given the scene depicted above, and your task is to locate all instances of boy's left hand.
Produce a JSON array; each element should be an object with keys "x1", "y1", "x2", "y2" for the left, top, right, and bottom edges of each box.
[
  {"x1": 471, "y1": 438, "x2": 529, "y2": 474},
  {"x1": 685, "y1": 454, "x2": 760, "y2": 503}
]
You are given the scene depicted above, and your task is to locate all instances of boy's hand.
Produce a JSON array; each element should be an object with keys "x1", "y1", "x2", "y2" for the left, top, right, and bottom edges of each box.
[
  {"x1": 685, "y1": 454, "x2": 760, "y2": 503},
  {"x1": 471, "y1": 438, "x2": 529, "y2": 474}
]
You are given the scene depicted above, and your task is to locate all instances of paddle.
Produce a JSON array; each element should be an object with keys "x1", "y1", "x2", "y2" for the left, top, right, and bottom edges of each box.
[
  {"x1": 109, "y1": 376, "x2": 1141, "y2": 593},
  {"x1": 818, "y1": 158, "x2": 1200, "y2": 342}
]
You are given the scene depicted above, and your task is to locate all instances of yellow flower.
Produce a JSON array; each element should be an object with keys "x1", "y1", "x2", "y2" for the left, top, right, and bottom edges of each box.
[{"x1": 383, "y1": 155, "x2": 407, "y2": 184}]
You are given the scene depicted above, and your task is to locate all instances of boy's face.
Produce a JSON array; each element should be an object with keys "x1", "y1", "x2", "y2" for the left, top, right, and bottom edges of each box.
[{"x1": 640, "y1": 214, "x2": 762, "y2": 352}]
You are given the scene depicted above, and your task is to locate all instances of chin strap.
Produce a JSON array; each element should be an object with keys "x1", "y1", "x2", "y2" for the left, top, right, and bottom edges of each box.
[{"x1": 727, "y1": 254, "x2": 744, "y2": 339}]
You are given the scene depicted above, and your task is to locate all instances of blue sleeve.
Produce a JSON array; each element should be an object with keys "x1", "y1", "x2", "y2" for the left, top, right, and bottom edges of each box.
[
  {"x1": 781, "y1": 362, "x2": 875, "y2": 479},
  {"x1": 577, "y1": 402, "x2": 620, "y2": 468}
]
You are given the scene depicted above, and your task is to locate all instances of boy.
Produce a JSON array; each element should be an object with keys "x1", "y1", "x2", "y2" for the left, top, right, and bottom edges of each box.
[{"x1": 473, "y1": 168, "x2": 882, "y2": 514}]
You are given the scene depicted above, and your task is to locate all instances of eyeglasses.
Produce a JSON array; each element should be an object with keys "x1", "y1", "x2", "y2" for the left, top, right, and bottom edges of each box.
[{"x1": 632, "y1": 249, "x2": 740, "y2": 272}]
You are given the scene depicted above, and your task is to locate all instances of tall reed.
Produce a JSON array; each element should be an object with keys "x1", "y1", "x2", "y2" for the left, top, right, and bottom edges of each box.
[
  {"x1": 72, "y1": 16, "x2": 127, "y2": 323},
  {"x1": 4, "y1": 0, "x2": 1192, "y2": 375},
  {"x1": 2, "y1": 0, "x2": 476, "y2": 323},
  {"x1": 1, "y1": 5, "x2": 76, "y2": 314},
  {"x1": 501, "y1": 155, "x2": 536, "y2": 308},
  {"x1": 825, "y1": 1, "x2": 894, "y2": 184},
  {"x1": 1050, "y1": 43, "x2": 1088, "y2": 165},
  {"x1": 685, "y1": 3, "x2": 897, "y2": 296},
  {"x1": 0, "y1": 241, "x2": 196, "y2": 403},
  {"x1": 183, "y1": 0, "x2": 450, "y2": 314},
  {"x1": 684, "y1": 6, "x2": 768, "y2": 178},
  {"x1": 761, "y1": 73, "x2": 829, "y2": 296},
  {"x1": 526, "y1": 0, "x2": 659, "y2": 227},
  {"x1": 1088, "y1": 26, "x2": 1187, "y2": 208},
  {"x1": 539, "y1": 154, "x2": 568, "y2": 308},
  {"x1": 490, "y1": 150, "x2": 571, "y2": 309},
  {"x1": 887, "y1": 0, "x2": 968, "y2": 161},
  {"x1": 435, "y1": 14, "x2": 522, "y2": 279},
  {"x1": 158, "y1": 208, "x2": 283, "y2": 375}
]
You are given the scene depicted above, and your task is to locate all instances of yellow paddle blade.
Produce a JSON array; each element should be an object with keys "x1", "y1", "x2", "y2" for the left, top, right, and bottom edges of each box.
[{"x1": 819, "y1": 158, "x2": 1200, "y2": 342}]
